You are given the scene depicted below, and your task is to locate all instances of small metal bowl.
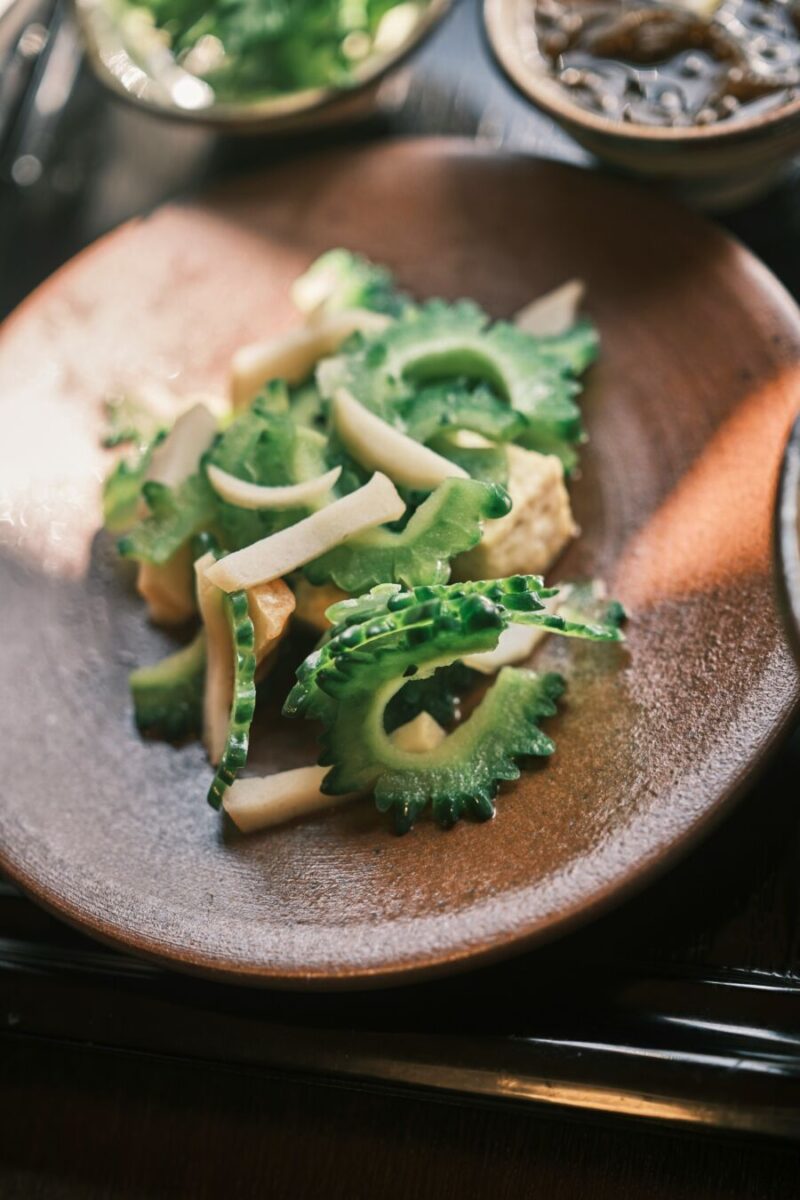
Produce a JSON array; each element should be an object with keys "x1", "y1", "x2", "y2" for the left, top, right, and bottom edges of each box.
[
  {"x1": 76, "y1": 0, "x2": 453, "y2": 133},
  {"x1": 484, "y1": 0, "x2": 800, "y2": 209}
]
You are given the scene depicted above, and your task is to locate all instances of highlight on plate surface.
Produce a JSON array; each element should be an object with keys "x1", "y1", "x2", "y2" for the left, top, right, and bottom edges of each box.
[
  {"x1": 102, "y1": 249, "x2": 625, "y2": 836},
  {"x1": 534, "y1": 0, "x2": 800, "y2": 128}
]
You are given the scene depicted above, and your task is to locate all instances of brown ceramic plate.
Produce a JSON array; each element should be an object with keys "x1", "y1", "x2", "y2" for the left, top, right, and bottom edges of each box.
[{"x1": 2, "y1": 140, "x2": 799, "y2": 989}]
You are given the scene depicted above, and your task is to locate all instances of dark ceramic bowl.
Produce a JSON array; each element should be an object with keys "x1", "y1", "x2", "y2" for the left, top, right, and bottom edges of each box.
[
  {"x1": 75, "y1": 0, "x2": 453, "y2": 134},
  {"x1": 776, "y1": 415, "x2": 800, "y2": 663},
  {"x1": 484, "y1": 0, "x2": 800, "y2": 209}
]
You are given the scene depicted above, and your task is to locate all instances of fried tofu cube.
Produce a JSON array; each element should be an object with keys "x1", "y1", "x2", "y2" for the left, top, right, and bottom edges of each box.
[
  {"x1": 454, "y1": 446, "x2": 577, "y2": 580},
  {"x1": 249, "y1": 578, "x2": 295, "y2": 679},
  {"x1": 292, "y1": 578, "x2": 349, "y2": 635}
]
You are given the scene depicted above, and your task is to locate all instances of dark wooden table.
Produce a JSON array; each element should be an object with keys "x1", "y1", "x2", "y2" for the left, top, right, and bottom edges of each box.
[{"x1": 2, "y1": 0, "x2": 800, "y2": 1194}]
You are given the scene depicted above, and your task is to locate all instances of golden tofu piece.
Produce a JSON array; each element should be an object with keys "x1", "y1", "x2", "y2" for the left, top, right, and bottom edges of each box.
[
  {"x1": 248, "y1": 578, "x2": 295, "y2": 679},
  {"x1": 292, "y1": 578, "x2": 349, "y2": 635},
  {"x1": 454, "y1": 446, "x2": 577, "y2": 580},
  {"x1": 137, "y1": 543, "x2": 195, "y2": 626}
]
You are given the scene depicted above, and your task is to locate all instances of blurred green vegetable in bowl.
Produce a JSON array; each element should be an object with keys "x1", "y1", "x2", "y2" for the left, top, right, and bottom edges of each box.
[{"x1": 76, "y1": 0, "x2": 452, "y2": 129}]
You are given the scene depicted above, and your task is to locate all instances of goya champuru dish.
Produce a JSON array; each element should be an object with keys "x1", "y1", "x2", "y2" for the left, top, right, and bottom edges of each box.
[{"x1": 102, "y1": 251, "x2": 624, "y2": 835}]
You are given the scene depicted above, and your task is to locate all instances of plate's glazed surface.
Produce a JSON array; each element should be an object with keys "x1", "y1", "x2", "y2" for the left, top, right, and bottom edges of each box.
[{"x1": 1, "y1": 140, "x2": 799, "y2": 988}]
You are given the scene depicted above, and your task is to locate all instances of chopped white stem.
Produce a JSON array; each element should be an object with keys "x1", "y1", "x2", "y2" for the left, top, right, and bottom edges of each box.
[
  {"x1": 146, "y1": 402, "x2": 217, "y2": 489},
  {"x1": 514, "y1": 280, "x2": 585, "y2": 338},
  {"x1": 224, "y1": 709, "x2": 445, "y2": 833},
  {"x1": 333, "y1": 388, "x2": 468, "y2": 490},
  {"x1": 206, "y1": 462, "x2": 342, "y2": 511},
  {"x1": 230, "y1": 310, "x2": 391, "y2": 409},
  {"x1": 463, "y1": 587, "x2": 574, "y2": 673},
  {"x1": 224, "y1": 767, "x2": 355, "y2": 832},
  {"x1": 205, "y1": 472, "x2": 405, "y2": 592}
]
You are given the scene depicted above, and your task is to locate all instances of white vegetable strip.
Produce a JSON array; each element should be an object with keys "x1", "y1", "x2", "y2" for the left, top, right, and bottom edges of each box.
[
  {"x1": 463, "y1": 588, "x2": 574, "y2": 674},
  {"x1": 195, "y1": 551, "x2": 232, "y2": 764},
  {"x1": 333, "y1": 388, "x2": 468, "y2": 490},
  {"x1": 463, "y1": 623, "x2": 549, "y2": 675},
  {"x1": 205, "y1": 472, "x2": 405, "y2": 592},
  {"x1": 224, "y1": 712, "x2": 446, "y2": 833},
  {"x1": 514, "y1": 280, "x2": 585, "y2": 338},
  {"x1": 230, "y1": 310, "x2": 391, "y2": 409},
  {"x1": 146, "y1": 402, "x2": 217, "y2": 488},
  {"x1": 206, "y1": 462, "x2": 342, "y2": 511},
  {"x1": 224, "y1": 767, "x2": 354, "y2": 832}
]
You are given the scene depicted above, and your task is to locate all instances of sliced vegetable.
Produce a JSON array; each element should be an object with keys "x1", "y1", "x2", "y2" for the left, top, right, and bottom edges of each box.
[
  {"x1": 317, "y1": 300, "x2": 587, "y2": 455},
  {"x1": 464, "y1": 620, "x2": 550, "y2": 675},
  {"x1": 397, "y1": 381, "x2": 526, "y2": 446},
  {"x1": 289, "y1": 382, "x2": 325, "y2": 428},
  {"x1": 118, "y1": 472, "x2": 216, "y2": 566},
  {"x1": 332, "y1": 388, "x2": 468, "y2": 491},
  {"x1": 208, "y1": 398, "x2": 330, "y2": 551},
  {"x1": 224, "y1": 766, "x2": 354, "y2": 833},
  {"x1": 103, "y1": 444, "x2": 158, "y2": 533},
  {"x1": 430, "y1": 435, "x2": 510, "y2": 487},
  {"x1": 372, "y1": 668, "x2": 564, "y2": 832},
  {"x1": 465, "y1": 579, "x2": 629, "y2": 675},
  {"x1": 514, "y1": 280, "x2": 585, "y2": 338},
  {"x1": 146, "y1": 402, "x2": 217, "y2": 489},
  {"x1": 231, "y1": 310, "x2": 392, "y2": 410},
  {"x1": 195, "y1": 550, "x2": 233, "y2": 765},
  {"x1": 103, "y1": 383, "x2": 173, "y2": 448},
  {"x1": 206, "y1": 587, "x2": 257, "y2": 809},
  {"x1": 285, "y1": 576, "x2": 621, "y2": 831},
  {"x1": 205, "y1": 473, "x2": 405, "y2": 592},
  {"x1": 223, "y1": 711, "x2": 446, "y2": 835},
  {"x1": 103, "y1": 385, "x2": 227, "y2": 448},
  {"x1": 540, "y1": 578, "x2": 626, "y2": 639},
  {"x1": 292, "y1": 249, "x2": 410, "y2": 320},
  {"x1": 383, "y1": 661, "x2": 479, "y2": 733},
  {"x1": 207, "y1": 462, "x2": 341, "y2": 511},
  {"x1": 116, "y1": 403, "x2": 218, "y2": 616},
  {"x1": 304, "y1": 478, "x2": 510, "y2": 593},
  {"x1": 130, "y1": 630, "x2": 205, "y2": 741}
]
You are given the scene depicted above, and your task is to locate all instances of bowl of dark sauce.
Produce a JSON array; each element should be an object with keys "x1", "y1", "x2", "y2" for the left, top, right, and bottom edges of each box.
[{"x1": 485, "y1": 0, "x2": 800, "y2": 208}]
